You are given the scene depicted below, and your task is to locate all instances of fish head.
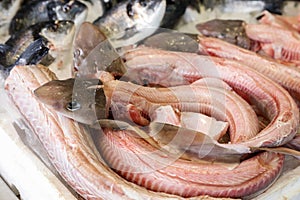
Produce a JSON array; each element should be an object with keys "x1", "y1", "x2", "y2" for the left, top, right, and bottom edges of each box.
[
  {"x1": 41, "y1": 20, "x2": 75, "y2": 50},
  {"x1": 55, "y1": 0, "x2": 88, "y2": 26},
  {"x1": 34, "y1": 78, "x2": 107, "y2": 125},
  {"x1": 128, "y1": 0, "x2": 166, "y2": 26}
]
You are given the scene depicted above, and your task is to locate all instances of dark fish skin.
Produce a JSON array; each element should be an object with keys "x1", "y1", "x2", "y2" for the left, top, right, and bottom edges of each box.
[
  {"x1": 196, "y1": 19, "x2": 253, "y2": 50},
  {"x1": 9, "y1": 0, "x2": 87, "y2": 34},
  {"x1": 160, "y1": 0, "x2": 200, "y2": 29},
  {"x1": 34, "y1": 78, "x2": 107, "y2": 125},
  {"x1": 14, "y1": 38, "x2": 49, "y2": 66},
  {"x1": 1, "y1": 20, "x2": 74, "y2": 75}
]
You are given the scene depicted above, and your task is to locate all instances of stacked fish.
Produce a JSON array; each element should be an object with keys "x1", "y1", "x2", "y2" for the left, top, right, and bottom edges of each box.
[{"x1": 2, "y1": 0, "x2": 300, "y2": 199}]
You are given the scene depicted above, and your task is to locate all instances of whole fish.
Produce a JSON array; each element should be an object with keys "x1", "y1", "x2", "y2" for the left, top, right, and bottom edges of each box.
[
  {"x1": 9, "y1": 0, "x2": 87, "y2": 34},
  {"x1": 0, "y1": 20, "x2": 75, "y2": 77},
  {"x1": 93, "y1": 0, "x2": 166, "y2": 47}
]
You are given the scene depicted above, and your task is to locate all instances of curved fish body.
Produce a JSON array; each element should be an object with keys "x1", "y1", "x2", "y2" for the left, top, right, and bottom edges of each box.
[
  {"x1": 7, "y1": 65, "x2": 206, "y2": 199},
  {"x1": 34, "y1": 78, "x2": 107, "y2": 125},
  {"x1": 123, "y1": 47, "x2": 299, "y2": 150},
  {"x1": 9, "y1": 0, "x2": 87, "y2": 34},
  {"x1": 93, "y1": 0, "x2": 166, "y2": 47},
  {"x1": 0, "y1": 20, "x2": 75, "y2": 77}
]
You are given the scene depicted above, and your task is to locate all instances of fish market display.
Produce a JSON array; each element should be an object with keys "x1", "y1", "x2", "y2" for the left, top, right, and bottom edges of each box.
[
  {"x1": 1, "y1": 0, "x2": 300, "y2": 200},
  {"x1": 96, "y1": 128, "x2": 284, "y2": 198},
  {"x1": 5, "y1": 64, "x2": 239, "y2": 200},
  {"x1": 123, "y1": 47, "x2": 299, "y2": 149},
  {"x1": 198, "y1": 36, "x2": 300, "y2": 103}
]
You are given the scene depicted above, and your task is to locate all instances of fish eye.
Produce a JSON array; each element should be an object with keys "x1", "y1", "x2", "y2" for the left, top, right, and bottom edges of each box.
[
  {"x1": 66, "y1": 101, "x2": 81, "y2": 111},
  {"x1": 139, "y1": 0, "x2": 148, "y2": 7},
  {"x1": 62, "y1": 4, "x2": 71, "y2": 12},
  {"x1": 126, "y1": 3, "x2": 134, "y2": 17}
]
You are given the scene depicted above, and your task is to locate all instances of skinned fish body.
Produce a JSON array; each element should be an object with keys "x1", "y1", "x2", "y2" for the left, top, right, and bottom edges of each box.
[
  {"x1": 123, "y1": 47, "x2": 299, "y2": 149},
  {"x1": 93, "y1": 0, "x2": 166, "y2": 47}
]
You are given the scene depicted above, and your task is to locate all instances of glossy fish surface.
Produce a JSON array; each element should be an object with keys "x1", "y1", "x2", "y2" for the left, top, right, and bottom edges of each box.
[
  {"x1": 93, "y1": 0, "x2": 166, "y2": 47},
  {"x1": 0, "y1": 20, "x2": 75, "y2": 77},
  {"x1": 34, "y1": 78, "x2": 107, "y2": 125},
  {"x1": 196, "y1": 19, "x2": 253, "y2": 50},
  {"x1": 9, "y1": 0, "x2": 87, "y2": 34}
]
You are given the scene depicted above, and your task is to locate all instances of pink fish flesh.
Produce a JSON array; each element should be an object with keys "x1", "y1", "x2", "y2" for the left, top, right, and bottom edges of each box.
[
  {"x1": 123, "y1": 47, "x2": 299, "y2": 149},
  {"x1": 96, "y1": 127, "x2": 284, "y2": 198},
  {"x1": 6, "y1": 65, "x2": 218, "y2": 199}
]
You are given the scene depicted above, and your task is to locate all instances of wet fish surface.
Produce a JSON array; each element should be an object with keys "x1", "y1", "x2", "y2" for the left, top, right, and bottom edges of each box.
[
  {"x1": 160, "y1": 0, "x2": 200, "y2": 28},
  {"x1": 0, "y1": 20, "x2": 75, "y2": 77},
  {"x1": 93, "y1": 0, "x2": 166, "y2": 47},
  {"x1": 73, "y1": 22, "x2": 126, "y2": 77},
  {"x1": 9, "y1": 0, "x2": 87, "y2": 34},
  {"x1": 140, "y1": 31, "x2": 199, "y2": 53},
  {"x1": 196, "y1": 19, "x2": 254, "y2": 50}
]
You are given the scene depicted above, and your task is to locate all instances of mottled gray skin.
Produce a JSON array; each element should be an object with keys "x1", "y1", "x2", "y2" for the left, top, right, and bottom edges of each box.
[
  {"x1": 196, "y1": 19, "x2": 253, "y2": 50},
  {"x1": 34, "y1": 78, "x2": 107, "y2": 125},
  {"x1": 9, "y1": 0, "x2": 87, "y2": 34},
  {"x1": 141, "y1": 31, "x2": 199, "y2": 53},
  {"x1": 93, "y1": 0, "x2": 166, "y2": 47}
]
